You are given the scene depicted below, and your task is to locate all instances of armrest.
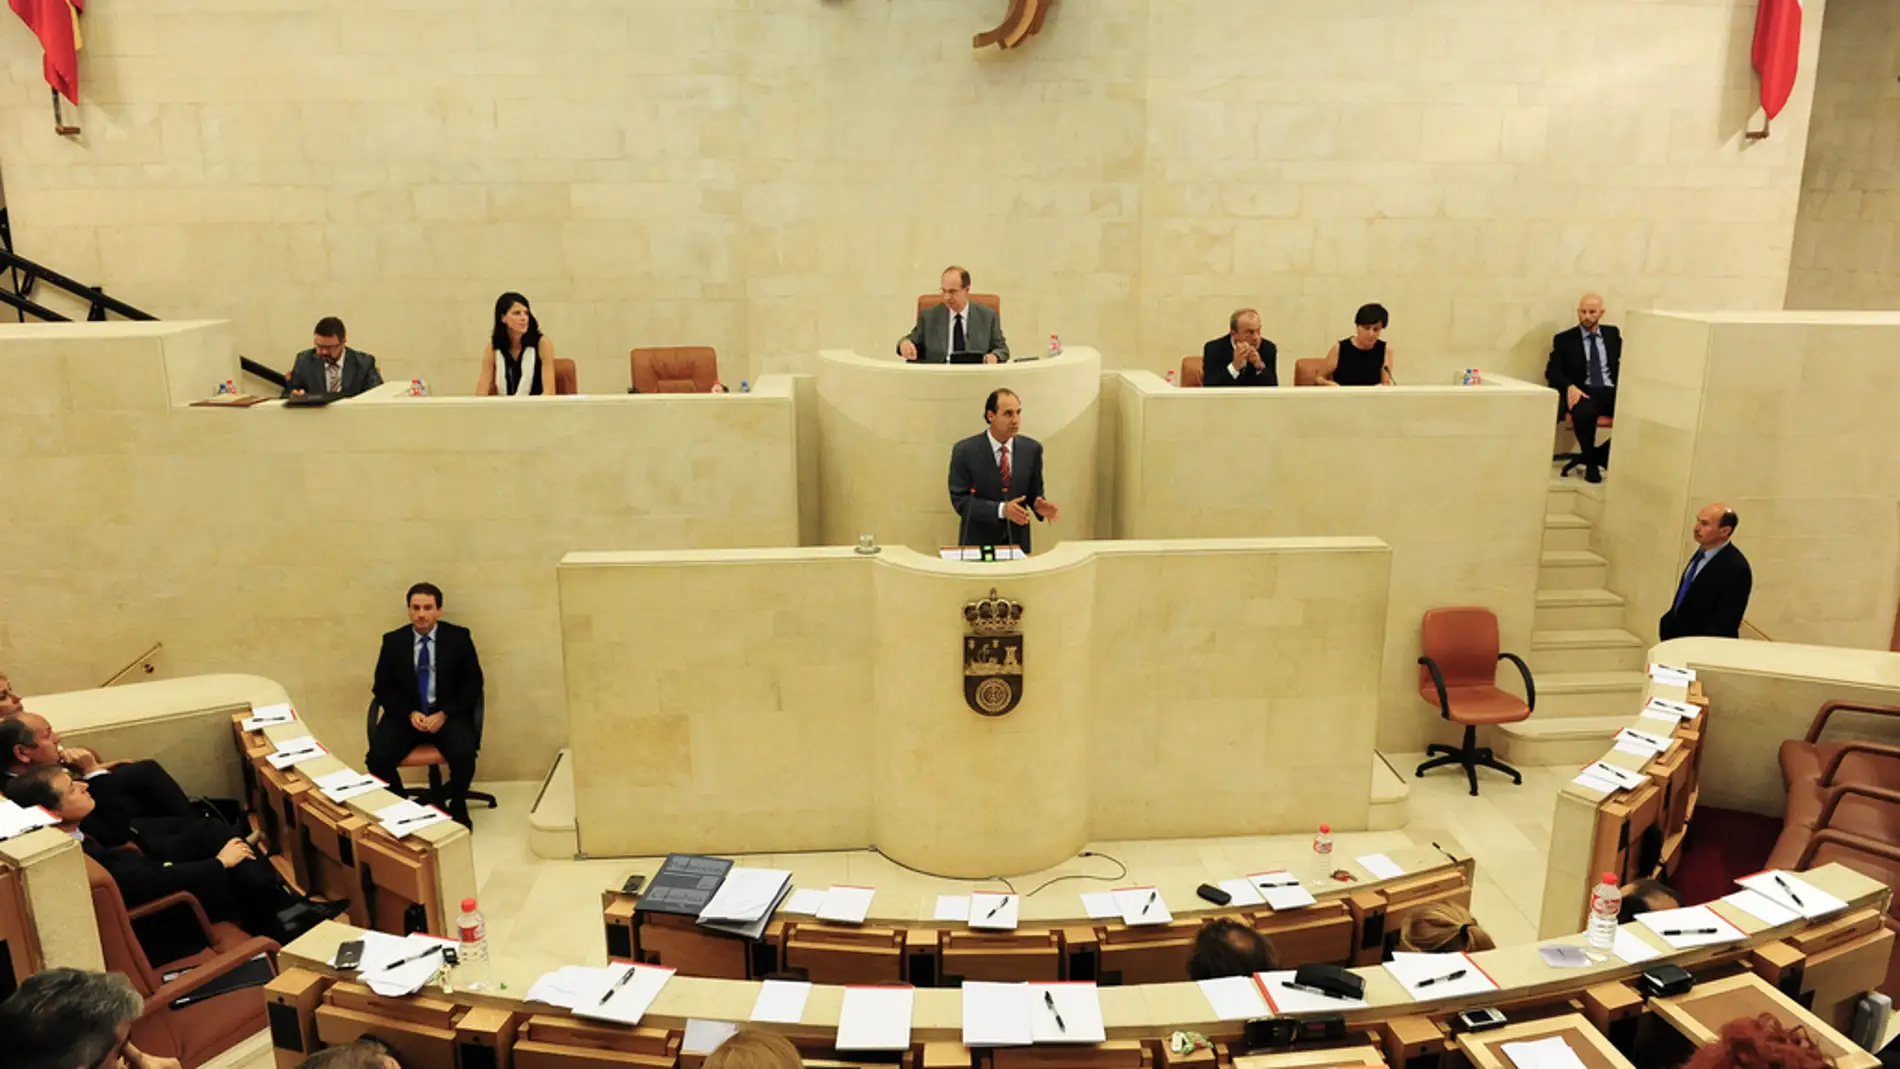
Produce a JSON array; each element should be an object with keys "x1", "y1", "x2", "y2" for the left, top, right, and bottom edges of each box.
[
  {"x1": 129, "y1": 892, "x2": 215, "y2": 942},
  {"x1": 1815, "y1": 783, "x2": 1900, "y2": 833},
  {"x1": 1795, "y1": 827, "x2": 1900, "y2": 874},
  {"x1": 1818, "y1": 740, "x2": 1900, "y2": 788},
  {"x1": 1417, "y1": 656, "x2": 1451, "y2": 720},
  {"x1": 141, "y1": 939, "x2": 280, "y2": 1015},
  {"x1": 1807, "y1": 701, "x2": 1900, "y2": 744},
  {"x1": 1498, "y1": 652, "x2": 1536, "y2": 712}
]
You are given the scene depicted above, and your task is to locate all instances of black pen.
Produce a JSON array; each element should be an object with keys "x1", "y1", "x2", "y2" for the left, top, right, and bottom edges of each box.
[
  {"x1": 1661, "y1": 927, "x2": 1718, "y2": 936},
  {"x1": 388, "y1": 812, "x2": 441, "y2": 828},
  {"x1": 1414, "y1": 969, "x2": 1466, "y2": 988},
  {"x1": 1141, "y1": 890, "x2": 1157, "y2": 916},
  {"x1": 1256, "y1": 879, "x2": 1300, "y2": 889},
  {"x1": 374, "y1": 943, "x2": 446, "y2": 973},
  {"x1": 985, "y1": 896, "x2": 1006, "y2": 919},
  {"x1": 1281, "y1": 981, "x2": 1348, "y2": 1000},
  {"x1": 1771, "y1": 874, "x2": 1806, "y2": 908},
  {"x1": 1043, "y1": 990, "x2": 1066, "y2": 1032},
  {"x1": 599, "y1": 963, "x2": 638, "y2": 1005}
]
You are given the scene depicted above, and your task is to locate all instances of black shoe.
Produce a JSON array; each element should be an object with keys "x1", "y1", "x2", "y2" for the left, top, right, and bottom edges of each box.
[
  {"x1": 448, "y1": 802, "x2": 472, "y2": 829},
  {"x1": 1585, "y1": 467, "x2": 1603, "y2": 484}
]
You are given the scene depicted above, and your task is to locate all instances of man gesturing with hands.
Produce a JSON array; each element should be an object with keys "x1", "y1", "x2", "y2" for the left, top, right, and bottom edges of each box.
[
  {"x1": 948, "y1": 388, "x2": 1058, "y2": 554},
  {"x1": 1202, "y1": 308, "x2": 1278, "y2": 387}
]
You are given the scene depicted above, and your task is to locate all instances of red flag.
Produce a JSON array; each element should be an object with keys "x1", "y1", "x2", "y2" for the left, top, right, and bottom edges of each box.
[
  {"x1": 9, "y1": 0, "x2": 83, "y2": 105},
  {"x1": 1751, "y1": 0, "x2": 1801, "y2": 122}
]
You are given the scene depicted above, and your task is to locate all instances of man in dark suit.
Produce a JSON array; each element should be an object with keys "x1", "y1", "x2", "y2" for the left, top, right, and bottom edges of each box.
[
  {"x1": 1546, "y1": 293, "x2": 1621, "y2": 483},
  {"x1": 898, "y1": 266, "x2": 1010, "y2": 364},
  {"x1": 283, "y1": 316, "x2": 384, "y2": 398},
  {"x1": 0, "y1": 712, "x2": 204, "y2": 841},
  {"x1": 1659, "y1": 504, "x2": 1753, "y2": 641},
  {"x1": 367, "y1": 582, "x2": 485, "y2": 826},
  {"x1": 1201, "y1": 308, "x2": 1278, "y2": 387},
  {"x1": 948, "y1": 388, "x2": 1059, "y2": 553}
]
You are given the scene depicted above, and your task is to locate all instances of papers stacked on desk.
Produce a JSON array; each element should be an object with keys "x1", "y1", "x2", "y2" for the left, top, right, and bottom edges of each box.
[
  {"x1": 1216, "y1": 878, "x2": 1264, "y2": 906},
  {"x1": 1642, "y1": 697, "x2": 1698, "y2": 721},
  {"x1": 1357, "y1": 854, "x2": 1406, "y2": 880},
  {"x1": 1736, "y1": 869, "x2": 1847, "y2": 920},
  {"x1": 960, "y1": 982, "x2": 1106, "y2": 1045},
  {"x1": 1634, "y1": 904, "x2": 1747, "y2": 949},
  {"x1": 1250, "y1": 870, "x2": 1317, "y2": 910},
  {"x1": 240, "y1": 703, "x2": 297, "y2": 732},
  {"x1": 374, "y1": 799, "x2": 451, "y2": 838},
  {"x1": 313, "y1": 768, "x2": 385, "y2": 804},
  {"x1": 572, "y1": 963, "x2": 677, "y2": 1026},
  {"x1": 1112, "y1": 886, "x2": 1172, "y2": 926},
  {"x1": 1649, "y1": 663, "x2": 1696, "y2": 686},
  {"x1": 1723, "y1": 889, "x2": 1800, "y2": 927},
  {"x1": 1384, "y1": 951, "x2": 1498, "y2": 1001},
  {"x1": 815, "y1": 885, "x2": 877, "y2": 924},
  {"x1": 345, "y1": 931, "x2": 457, "y2": 996},
  {"x1": 837, "y1": 986, "x2": 914, "y2": 1050},
  {"x1": 698, "y1": 867, "x2": 793, "y2": 939},
  {"x1": 1613, "y1": 926, "x2": 1662, "y2": 964},
  {"x1": 0, "y1": 800, "x2": 56, "y2": 841},
  {"x1": 1613, "y1": 727, "x2": 1673, "y2": 756},
  {"x1": 1257, "y1": 970, "x2": 1369, "y2": 1013},
  {"x1": 968, "y1": 891, "x2": 1020, "y2": 930},
  {"x1": 750, "y1": 979, "x2": 811, "y2": 1023},
  {"x1": 1079, "y1": 892, "x2": 1118, "y2": 918},
  {"x1": 265, "y1": 736, "x2": 327, "y2": 769},
  {"x1": 1198, "y1": 975, "x2": 1268, "y2": 1019},
  {"x1": 1572, "y1": 761, "x2": 1646, "y2": 794},
  {"x1": 1501, "y1": 1036, "x2": 1592, "y2": 1069}
]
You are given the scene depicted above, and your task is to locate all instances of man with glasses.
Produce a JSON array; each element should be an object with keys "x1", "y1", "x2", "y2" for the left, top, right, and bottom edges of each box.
[{"x1": 284, "y1": 316, "x2": 384, "y2": 398}]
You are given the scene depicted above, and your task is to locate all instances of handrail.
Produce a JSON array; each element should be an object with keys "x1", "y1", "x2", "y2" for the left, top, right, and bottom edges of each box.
[
  {"x1": 99, "y1": 643, "x2": 163, "y2": 688},
  {"x1": 241, "y1": 356, "x2": 288, "y2": 389},
  {"x1": 0, "y1": 248, "x2": 154, "y2": 322},
  {"x1": 1741, "y1": 618, "x2": 1775, "y2": 642}
]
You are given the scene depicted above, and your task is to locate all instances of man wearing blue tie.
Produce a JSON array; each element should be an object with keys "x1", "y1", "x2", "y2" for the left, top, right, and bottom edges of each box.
[
  {"x1": 367, "y1": 583, "x2": 485, "y2": 827},
  {"x1": 1546, "y1": 293, "x2": 1621, "y2": 484},
  {"x1": 1658, "y1": 504, "x2": 1752, "y2": 641}
]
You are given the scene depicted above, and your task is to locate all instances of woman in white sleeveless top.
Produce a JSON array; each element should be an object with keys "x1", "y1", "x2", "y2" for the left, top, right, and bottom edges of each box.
[{"x1": 477, "y1": 291, "x2": 557, "y2": 397}]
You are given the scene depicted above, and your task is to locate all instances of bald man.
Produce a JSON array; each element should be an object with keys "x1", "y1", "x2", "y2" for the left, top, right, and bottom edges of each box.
[
  {"x1": 1658, "y1": 504, "x2": 1752, "y2": 641},
  {"x1": 1546, "y1": 294, "x2": 1621, "y2": 483}
]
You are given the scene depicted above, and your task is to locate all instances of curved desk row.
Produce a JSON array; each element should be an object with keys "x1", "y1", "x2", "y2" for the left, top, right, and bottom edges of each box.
[{"x1": 270, "y1": 862, "x2": 1890, "y2": 1069}]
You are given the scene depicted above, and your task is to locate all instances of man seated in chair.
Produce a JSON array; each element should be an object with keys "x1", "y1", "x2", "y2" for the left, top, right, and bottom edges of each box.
[
  {"x1": 1546, "y1": 292, "x2": 1620, "y2": 484},
  {"x1": 897, "y1": 266, "x2": 1009, "y2": 364},
  {"x1": 366, "y1": 583, "x2": 485, "y2": 827},
  {"x1": 1202, "y1": 308, "x2": 1278, "y2": 387},
  {"x1": 0, "y1": 713, "x2": 206, "y2": 840}
]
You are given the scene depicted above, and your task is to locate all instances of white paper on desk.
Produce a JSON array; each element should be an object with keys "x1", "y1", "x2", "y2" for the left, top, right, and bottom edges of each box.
[
  {"x1": 1640, "y1": 711, "x2": 1684, "y2": 731},
  {"x1": 1613, "y1": 926, "x2": 1663, "y2": 964},
  {"x1": 1384, "y1": 951, "x2": 1498, "y2": 1001},
  {"x1": 1571, "y1": 769, "x2": 1621, "y2": 794},
  {"x1": 1737, "y1": 870, "x2": 1848, "y2": 920},
  {"x1": 1113, "y1": 886, "x2": 1172, "y2": 926},
  {"x1": 1501, "y1": 1035, "x2": 1591, "y2": 1069},
  {"x1": 699, "y1": 868, "x2": 792, "y2": 923},
  {"x1": 240, "y1": 703, "x2": 296, "y2": 731},
  {"x1": 1636, "y1": 905, "x2": 1747, "y2": 949},
  {"x1": 1614, "y1": 739, "x2": 1658, "y2": 759},
  {"x1": 1031, "y1": 982, "x2": 1107, "y2": 1043},
  {"x1": 969, "y1": 892, "x2": 1020, "y2": 930},
  {"x1": 1257, "y1": 970, "x2": 1369, "y2": 1014},
  {"x1": 1616, "y1": 728, "x2": 1672, "y2": 753},
  {"x1": 750, "y1": 979, "x2": 812, "y2": 1024},
  {"x1": 1251, "y1": 871, "x2": 1317, "y2": 910},
  {"x1": 817, "y1": 885, "x2": 876, "y2": 924},
  {"x1": 1644, "y1": 697, "x2": 1698, "y2": 720},
  {"x1": 837, "y1": 986, "x2": 913, "y2": 1051},
  {"x1": 1584, "y1": 761, "x2": 1647, "y2": 789},
  {"x1": 1198, "y1": 975, "x2": 1269, "y2": 1020},
  {"x1": 0, "y1": 800, "x2": 55, "y2": 840},
  {"x1": 525, "y1": 964, "x2": 610, "y2": 1009},
  {"x1": 313, "y1": 768, "x2": 386, "y2": 803},
  {"x1": 332, "y1": 930, "x2": 411, "y2": 971},
  {"x1": 1357, "y1": 854, "x2": 1406, "y2": 880},
  {"x1": 1649, "y1": 663, "x2": 1696, "y2": 685},
  {"x1": 782, "y1": 888, "x2": 826, "y2": 916},
  {"x1": 1079, "y1": 892, "x2": 1119, "y2": 919},
  {"x1": 1538, "y1": 945, "x2": 1592, "y2": 968},
  {"x1": 1219, "y1": 878, "x2": 1265, "y2": 906},
  {"x1": 358, "y1": 934, "x2": 457, "y2": 997},
  {"x1": 375, "y1": 799, "x2": 451, "y2": 838},
  {"x1": 573, "y1": 963, "x2": 675, "y2": 1026},
  {"x1": 1723, "y1": 889, "x2": 1801, "y2": 927},
  {"x1": 962, "y1": 981, "x2": 1033, "y2": 1047},
  {"x1": 935, "y1": 895, "x2": 971, "y2": 922},
  {"x1": 683, "y1": 1019, "x2": 739, "y2": 1055},
  {"x1": 265, "y1": 739, "x2": 327, "y2": 769}
]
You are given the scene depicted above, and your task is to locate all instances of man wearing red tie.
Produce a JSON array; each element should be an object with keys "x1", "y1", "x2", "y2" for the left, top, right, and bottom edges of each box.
[{"x1": 948, "y1": 389, "x2": 1059, "y2": 553}]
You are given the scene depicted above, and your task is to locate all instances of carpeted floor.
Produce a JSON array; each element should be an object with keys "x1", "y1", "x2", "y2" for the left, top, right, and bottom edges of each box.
[{"x1": 1672, "y1": 806, "x2": 1782, "y2": 905}]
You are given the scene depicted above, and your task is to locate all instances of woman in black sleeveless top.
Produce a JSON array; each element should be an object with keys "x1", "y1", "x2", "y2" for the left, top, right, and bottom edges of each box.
[
  {"x1": 1318, "y1": 303, "x2": 1394, "y2": 387},
  {"x1": 477, "y1": 291, "x2": 556, "y2": 397}
]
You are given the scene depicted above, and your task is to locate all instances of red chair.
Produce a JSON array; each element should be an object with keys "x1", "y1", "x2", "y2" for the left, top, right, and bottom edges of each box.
[
  {"x1": 367, "y1": 698, "x2": 497, "y2": 812},
  {"x1": 1178, "y1": 356, "x2": 1204, "y2": 387},
  {"x1": 1557, "y1": 411, "x2": 1613, "y2": 477},
  {"x1": 629, "y1": 346, "x2": 720, "y2": 394},
  {"x1": 1416, "y1": 607, "x2": 1535, "y2": 796},
  {"x1": 1778, "y1": 701, "x2": 1900, "y2": 792}
]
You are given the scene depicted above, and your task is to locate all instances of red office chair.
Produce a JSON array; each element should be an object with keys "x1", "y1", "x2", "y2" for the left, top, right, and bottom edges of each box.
[
  {"x1": 366, "y1": 697, "x2": 497, "y2": 811},
  {"x1": 1557, "y1": 411, "x2": 1613, "y2": 477},
  {"x1": 1416, "y1": 607, "x2": 1535, "y2": 796}
]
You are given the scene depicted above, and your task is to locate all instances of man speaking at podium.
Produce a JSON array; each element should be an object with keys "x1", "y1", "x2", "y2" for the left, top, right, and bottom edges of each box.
[{"x1": 949, "y1": 388, "x2": 1059, "y2": 553}]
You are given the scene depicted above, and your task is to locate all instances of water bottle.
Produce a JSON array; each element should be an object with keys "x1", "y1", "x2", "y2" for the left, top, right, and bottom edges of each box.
[
  {"x1": 455, "y1": 896, "x2": 491, "y2": 990},
  {"x1": 1047, "y1": 334, "x2": 1063, "y2": 358},
  {"x1": 1311, "y1": 824, "x2": 1334, "y2": 880},
  {"x1": 1587, "y1": 872, "x2": 1621, "y2": 952},
  {"x1": 739, "y1": 380, "x2": 750, "y2": 393},
  {"x1": 1165, "y1": 369, "x2": 1176, "y2": 387}
]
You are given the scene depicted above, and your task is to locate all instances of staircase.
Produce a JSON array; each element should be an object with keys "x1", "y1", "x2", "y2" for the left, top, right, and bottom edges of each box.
[{"x1": 1499, "y1": 475, "x2": 1650, "y2": 765}]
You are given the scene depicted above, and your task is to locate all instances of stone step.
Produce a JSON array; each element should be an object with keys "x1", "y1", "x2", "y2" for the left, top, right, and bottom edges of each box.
[
  {"x1": 1528, "y1": 627, "x2": 1647, "y2": 675},
  {"x1": 1541, "y1": 513, "x2": 1593, "y2": 553},
  {"x1": 1547, "y1": 485, "x2": 1578, "y2": 515},
  {"x1": 1533, "y1": 670, "x2": 1651, "y2": 717},
  {"x1": 1539, "y1": 550, "x2": 1609, "y2": 590},
  {"x1": 1534, "y1": 588, "x2": 1627, "y2": 631},
  {"x1": 1497, "y1": 715, "x2": 1634, "y2": 767}
]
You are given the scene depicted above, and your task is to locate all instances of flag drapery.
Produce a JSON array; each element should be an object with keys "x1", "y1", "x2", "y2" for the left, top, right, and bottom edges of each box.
[
  {"x1": 10, "y1": 0, "x2": 84, "y2": 105},
  {"x1": 1752, "y1": 0, "x2": 1802, "y2": 124}
]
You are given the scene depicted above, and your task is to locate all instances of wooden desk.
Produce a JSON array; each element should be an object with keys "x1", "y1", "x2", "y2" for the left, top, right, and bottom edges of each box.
[
  {"x1": 1650, "y1": 973, "x2": 1880, "y2": 1069},
  {"x1": 1235, "y1": 1045, "x2": 1386, "y2": 1069},
  {"x1": 1457, "y1": 1014, "x2": 1632, "y2": 1069}
]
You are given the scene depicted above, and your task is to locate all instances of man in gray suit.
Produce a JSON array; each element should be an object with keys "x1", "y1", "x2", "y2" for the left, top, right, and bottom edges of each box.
[
  {"x1": 283, "y1": 316, "x2": 384, "y2": 398},
  {"x1": 898, "y1": 266, "x2": 1009, "y2": 364}
]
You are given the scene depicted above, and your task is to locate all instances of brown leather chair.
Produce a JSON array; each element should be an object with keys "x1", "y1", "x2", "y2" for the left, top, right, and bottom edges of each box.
[
  {"x1": 630, "y1": 346, "x2": 719, "y2": 394},
  {"x1": 1769, "y1": 783, "x2": 1900, "y2": 872},
  {"x1": 481, "y1": 359, "x2": 576, "y2": 396},
  {"x1": 1293, "y1": 358, "x2": 1325, "y2": 385},
  {"x1": 86, "y1": 857, "x2": 280, "y2": 1065},
  {"x1": 1416, "y1": 607, "x2": 1535, "y2": 796},
  {"x1": 917, "y1": 293, "x2": 1001, "y2": 316},
  {"x1": 1779, "y1": 701, "x2": 1900, "y2": 792},
  {"x1": 1179, "y1": 356, "x2": 1204, "y2": 387}
]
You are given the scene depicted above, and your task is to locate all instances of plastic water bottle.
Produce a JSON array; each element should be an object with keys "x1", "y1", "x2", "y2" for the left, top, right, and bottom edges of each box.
[
  {"x1": 1165, "y1": 369, "x2": 1176, "y2": 387},
  {"x1": 455, "y1": 897, "x2": 491, "y2": 990},
  {"x1": 1587, "y1": 872, "x2": 1621, "y2": 952},
  {"x1": 1311, "y1": 824, "x2": 1334, "y2": 880},
  {"x1": 1047, "y1": 334, "x2": 1063, "y2": 358},
  {"x1": 739, "y1": 380, "x2": 751, "y2": 393}
]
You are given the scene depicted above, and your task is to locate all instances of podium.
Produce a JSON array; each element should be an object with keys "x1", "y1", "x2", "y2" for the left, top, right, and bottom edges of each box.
[{"x1": 940, "y1": 545, "x2": 1029, "y2": 561}]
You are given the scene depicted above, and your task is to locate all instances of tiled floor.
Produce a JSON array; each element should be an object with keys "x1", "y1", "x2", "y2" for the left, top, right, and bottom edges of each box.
[{"x1": 205, "y1": 755, "x2": 1575, "y2": 1069}]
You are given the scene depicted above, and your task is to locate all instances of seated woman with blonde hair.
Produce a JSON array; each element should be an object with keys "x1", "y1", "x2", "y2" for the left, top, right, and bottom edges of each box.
[
  {"x1": 705, "y1": 1030, "x2": 803, "y2": 1069},
  {"x1": 1394, "y1": 902, "x2": 1496, "y2": 955}
]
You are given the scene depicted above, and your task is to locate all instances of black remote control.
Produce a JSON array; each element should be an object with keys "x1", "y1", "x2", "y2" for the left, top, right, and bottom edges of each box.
[{"x1": 1196, "y1": 882, "x2": 1232, "y2": 905}]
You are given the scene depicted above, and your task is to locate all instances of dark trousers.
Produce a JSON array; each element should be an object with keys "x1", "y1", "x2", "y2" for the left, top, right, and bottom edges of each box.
[
  {"x1": 140, "y1": 817, "x2": 296, "y2": 936},
  {"x1": 1569, "y1": 386, "x2": 1617, "y2": 467},
  {"x1": 366, "y1": 713, "x2": 477, "y2": 809}
]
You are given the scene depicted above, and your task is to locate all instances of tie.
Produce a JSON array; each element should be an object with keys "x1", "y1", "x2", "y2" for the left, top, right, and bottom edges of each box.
[
  {"x1": 1586, "y1": 334, "x2": 1604, "y2": 388},
  {"x1": 953, "y1": 312, "x2": 966, "y2": 354},
  {"x1": 1672, "y1": 552, "x2": 1706, "y2": 611},
  {"x1": 415, "y1": 635, "x2": 432, "y2": 712},
  {"x1": 999, "y1": 443, "x2": 1011, "y2": 494},
  {"x1": 324, "y1": 358, "x2": 342, "y2": 394}
]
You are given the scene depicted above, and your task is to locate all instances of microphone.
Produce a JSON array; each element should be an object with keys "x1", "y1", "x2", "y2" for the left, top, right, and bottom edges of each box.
[{"x1": 957, "y1": 487, "x2": 973, "y2": 554}]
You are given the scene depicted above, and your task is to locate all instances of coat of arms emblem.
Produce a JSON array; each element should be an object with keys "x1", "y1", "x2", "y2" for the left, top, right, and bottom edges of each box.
[{"x1": 963, "y1": 588, "x2": 1024, "y2": 717}]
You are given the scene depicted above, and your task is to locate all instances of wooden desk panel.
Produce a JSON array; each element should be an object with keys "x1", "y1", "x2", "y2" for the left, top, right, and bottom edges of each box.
[
  {"x1": 1650, "y1": 973, "x2": 1879, "y2": 1069},
  {"x1": 1458, "y1": 1015, "x2": 1631, "y2": 1069}
]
